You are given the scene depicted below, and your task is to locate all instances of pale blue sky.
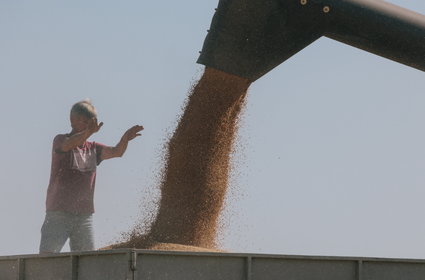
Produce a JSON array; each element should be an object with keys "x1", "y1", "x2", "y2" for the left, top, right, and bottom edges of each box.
[{"x1": 1, "y1": 0, "x2": 425, "y2": 258}]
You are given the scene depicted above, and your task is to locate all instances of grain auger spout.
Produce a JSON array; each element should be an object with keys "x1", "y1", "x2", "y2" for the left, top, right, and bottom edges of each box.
[{"x1": 198, "y1": 0, "x2": 425, "y2": 81}]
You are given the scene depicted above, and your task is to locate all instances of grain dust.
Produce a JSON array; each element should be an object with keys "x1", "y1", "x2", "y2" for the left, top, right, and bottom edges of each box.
[{"x1": 110, "y1": 68, "x2": 251, "y2": 251}]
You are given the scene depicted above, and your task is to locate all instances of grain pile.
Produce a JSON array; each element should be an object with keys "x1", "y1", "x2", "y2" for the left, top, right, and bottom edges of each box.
[{"x1": 112, "y1": 67, "x2": 251, "y2": 251}]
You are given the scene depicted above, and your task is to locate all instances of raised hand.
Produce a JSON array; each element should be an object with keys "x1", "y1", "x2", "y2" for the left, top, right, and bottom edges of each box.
[
  {"x1": 123, "y1": 125, "x2": 144, "y2": 141},
  {"x1": 87, "y1": 117, "x2": 104, "y2": 134}
]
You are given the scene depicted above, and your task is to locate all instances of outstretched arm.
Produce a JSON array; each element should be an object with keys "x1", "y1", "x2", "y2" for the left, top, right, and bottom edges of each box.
[
  {"x1": 100, "y1": 125, "x2": 144, "y2": 160},
  {"x1": 59, "y1": 118, "x2": 103, "y2": 152}
]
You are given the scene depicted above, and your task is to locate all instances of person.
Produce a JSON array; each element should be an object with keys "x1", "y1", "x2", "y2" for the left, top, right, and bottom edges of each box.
[{"x1": 39, "y1": 100, "x2": 144, "y2": 253}]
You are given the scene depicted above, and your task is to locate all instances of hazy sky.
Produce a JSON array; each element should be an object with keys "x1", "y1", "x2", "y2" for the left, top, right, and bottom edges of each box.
[{"x1": 1, "y1": 0, "x2": 425, "y2": 259}]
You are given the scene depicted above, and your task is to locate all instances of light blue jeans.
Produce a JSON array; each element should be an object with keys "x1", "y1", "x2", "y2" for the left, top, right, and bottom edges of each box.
[{"x1": 39, "y1": 211, "x2": 94, "y2": 253}]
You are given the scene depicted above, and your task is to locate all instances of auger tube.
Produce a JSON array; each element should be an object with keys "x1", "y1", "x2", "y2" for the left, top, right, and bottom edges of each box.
[{"x1": 198, "y1": 0, "x2": 425, "y2": 80}]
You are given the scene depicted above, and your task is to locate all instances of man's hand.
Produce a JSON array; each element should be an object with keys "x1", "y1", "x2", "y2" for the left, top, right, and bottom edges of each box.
[
  {"x1": 87, "y1": 118, "x2": 104, "y2": 134},
  {"x1": 123, "y1": 125, "x2": 144, "y2": 142},
  {"x1": 100, "y1": 124, "x2": 144, "y2": 160}
]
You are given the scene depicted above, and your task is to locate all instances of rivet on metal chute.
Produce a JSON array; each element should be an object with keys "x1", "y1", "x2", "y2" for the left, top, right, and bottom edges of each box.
[{"x1": 323, "y1": 6, "x2": 331, "y2": 13}]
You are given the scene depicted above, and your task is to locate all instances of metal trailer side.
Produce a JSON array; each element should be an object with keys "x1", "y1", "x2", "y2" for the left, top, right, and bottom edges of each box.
[{"x1": 3, "y1": 249, "x2": 425, "y2": 279}]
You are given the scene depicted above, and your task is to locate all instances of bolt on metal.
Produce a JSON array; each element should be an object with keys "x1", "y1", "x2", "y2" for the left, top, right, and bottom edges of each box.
[
  {"x1": 300, "y1": 0, "x2": 308, "y2": 5},
  {"x1": 323, "y1": 6, "x2": 331, "y2": 13}
]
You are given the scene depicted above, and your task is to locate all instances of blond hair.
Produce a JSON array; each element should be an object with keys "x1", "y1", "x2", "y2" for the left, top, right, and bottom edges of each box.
[{"x1": 70, "y1": 99, "x2": 97, "y2": 119}]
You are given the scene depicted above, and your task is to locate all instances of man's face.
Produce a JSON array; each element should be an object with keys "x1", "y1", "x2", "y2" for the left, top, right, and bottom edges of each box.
[{"x1": 71, "y1": 114, "x2": 91, "y2": 132}]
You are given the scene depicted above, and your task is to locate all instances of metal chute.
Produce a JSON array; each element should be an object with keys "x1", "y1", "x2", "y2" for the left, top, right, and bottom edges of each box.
[{"x1": 197, "y1": 0, "x2": 425, "y2": 81}]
